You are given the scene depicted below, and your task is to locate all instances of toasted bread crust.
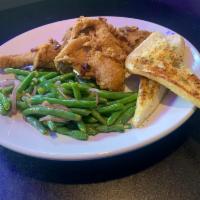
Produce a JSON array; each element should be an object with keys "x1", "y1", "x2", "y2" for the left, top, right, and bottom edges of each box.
[
  {"x1": 127, "y1": 65, "x2": 200, "y2": 108},
  {"x1": 133, "y1": 77, "x2": 166, "y2": 127},
  {"x1": 126, "y1": 32, "x2": 200, "y2": 108}
]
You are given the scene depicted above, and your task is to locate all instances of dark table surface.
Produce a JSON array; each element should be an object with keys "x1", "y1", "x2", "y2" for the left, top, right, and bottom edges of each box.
[{"x1": 1, "y1": 0, "x2": 200, "y2": 199}]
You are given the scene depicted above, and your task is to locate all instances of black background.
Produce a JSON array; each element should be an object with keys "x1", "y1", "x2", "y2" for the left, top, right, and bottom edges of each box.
[{"x1": 1, "y1": 0, "x2": 200, "y2": 199}]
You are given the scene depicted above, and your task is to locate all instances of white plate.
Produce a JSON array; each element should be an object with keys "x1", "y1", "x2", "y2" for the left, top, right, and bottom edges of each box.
[{"x1": 0, "y1": 17, "x2": 199, "y2": 160}]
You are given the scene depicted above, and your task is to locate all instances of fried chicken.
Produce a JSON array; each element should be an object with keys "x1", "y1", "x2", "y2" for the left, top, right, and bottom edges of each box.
[
  {"x1": 55, "y1": 17, "x2": 150, "y2": 91},
  {"x1": 0, "y1": 39, "x2": 61, "y2": 69},
  {"x1": 117, "y1": 26, "x2": 150, "y2": 51},
  {"x1": 33, "y1": 39, "x2": 61, "y2": 69},
  {"x1": 0, "y1": 16, "x2": 149, "y2": 91},
  {"x1": 0, "y1": 52, "x2": 35, "y2": 68}
]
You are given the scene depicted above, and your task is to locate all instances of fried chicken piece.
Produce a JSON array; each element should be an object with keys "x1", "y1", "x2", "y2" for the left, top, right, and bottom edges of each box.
[
  {"x1": 0, "y1": 52, "x2": 35, "y2": 68},
  {"x1": 105, "y1": 24, "x2": 150, "y2": 54},
  {"x1": 33, "y1": 39, "x2": 61, "y2": 69},
  {"x1": 57, "y1": 36, "x2": 125, "y2": 91},
  {"x1": 62, "y1": 27, "x2": 72, "y2": 46},
  {"x1": 55, "y1": 17, "x2": 128, "y2": 91},
  {"x1": 55, "y1": 17, "x2": 150, "y2": 91},
  {"x1": 56, "y1": 35, "x2": 125, "y2": 90},
  {"x1": 0, "y1": 39, "x2": 61, "y2": 69},
  {"x1": 88, "y1": 51, "x2": 125, "y2": 91},
  {"x1": 55, "y1": 36, "x2": 90, "y2": 72},
  {"x1": 69, "y1": 17, "x2": 128, "y2": 61},
  {"x1": 117, "y1": 26, "x2": 150, "y2": 51}
]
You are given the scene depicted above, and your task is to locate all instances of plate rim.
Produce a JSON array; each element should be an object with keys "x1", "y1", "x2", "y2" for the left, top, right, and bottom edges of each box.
[
  {"x1": 0, "y1": 106, "x2": 195, "y2": 160},
  {"x1": 0, "y1": 16, "x2": 197, "y2": 160}
]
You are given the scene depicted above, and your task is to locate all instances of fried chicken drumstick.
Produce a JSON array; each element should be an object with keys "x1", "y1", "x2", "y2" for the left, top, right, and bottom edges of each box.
[{"x1": 0, "y1": 39, "x2": 61, "y2": 69}]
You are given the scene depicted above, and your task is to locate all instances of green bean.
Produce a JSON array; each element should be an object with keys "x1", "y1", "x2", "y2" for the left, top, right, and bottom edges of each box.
[
  {"x1": 0, "y1": 101, "x2": 7, "y2": 115},
  {"x1": 75, "y1": 75, "x2": 97, "y2": 87},
  {"x1": 50, "y1": 86, "x2": 62, "y2": 98},
  {"x1": 16, "y1": 71, "x2": 36, "y2": 98},
  {"x1": 0, "y1": 86, "x2": 13, "y2": 95},
  {"x1": 54, "y1": 122, "x2": 67, "y2": 127},
  {"x1": 45, "y1": 93, "x2": 57, "y2": 98},
  {"x1": 37, "y1": 87, "x2": 47, "y2": 95},
  {"x1": 80, "y1": 82, "x2": 97, "y2": 89},
  {"x1": 77, "y1": 121, "x2": 86, "y2": 132},
  {"x1": 55, "y1": 86, "x2": 68, "y2": 99},
  {"x1": 15, "y1": 75, "x2": 25, "y2": 81},
  {"x1": 79, "y1": 81, "x2": 97, "y2": 88},
  {"x1": 39, "y1": 72, "x2": 59, "y2": 82},
  {"x1": 4, "y1": 68, "x2": 51, "y2": 77},
  {"x1": 26, "y1": 84, "x2": 34, "y2": 94},
  {"x1": 44, "y1": 83, "x2": 67, "y2": 99},
  {"x1": 107, "y1": 111, "x2": 122, "y2": 126},
  {"x1": 39, "y1": 82, "x2": 59, "y2": 96},
  {"x1": 44, "y1": 75, "x2": 62, "y2": 83},
  {"x1": 83, "y1": 116, "x2": 98, "y2": 123},
  {"x1": 56, "y1": 127, "x2": 88, "y2": 140},
  {"x1": 25, "y1": 116, "x2": 48, "y2": 135},
  {"x1": 23, "y1": 106, "x2": 81, "y2": 121},
  {"x1": 98, "y1": 90, "x2": 137, "y2": 100},
  {"x1": 47, "y1": 121, "x2": 56, "y2": 131},
  {"x1": 60, "y1": 73, "x2": 75, "y2": 81},
  {"x1": 83, "y1": 96, "x2": 107, "y2": 104},
  {"x1": 86, "y1": 126, "x2": 97, "y2": 136},
  {"x1": 1, "y1": 67, "x2": 138, "y2": 139},
  {"x1": 64, "y1": 82, "x2": 93, "y2": 90},
  {"x1": 4, "y1": 68, "x2": 30, "y2": 76},
  {"x1": 109, "y1": 94, "x2": 137, "y2": 105},
  {"x1": 17, "y1": 101, "x2": 29, "y2": 110},
  {"x1": 85, "y1": 124, "x2": 99, "y2": 135},
  {"x1": 91, "y1": 110, "x2": 106, "y2": 125},
  {"x1": 21, "y1": 96, "x2": 30, "y2": 105},
  {"x1": 116, "y1": 106, "x2": 136, "y2": 124},
  {"x1": 62, "y1": 82, "x2": 89, "y2": 93},
  {"x1": 42, "y1": 121, "x2": 65, "y2": 129},
  {"x1": 61, "y1": 87, "x2": 73, "y2": 95},
  {"x1": 80, "y1": 86, "x2": 137, "y2": 102},
  {"x1": 33, "y1": 93, "x2": 56, "y2": 98},
  {"x1": 123, "y1": 102, "x2": 135, "y2": 110},
  {"x1": 39, "y1": 80, "x2": 53, "y2": 88},
  {"x1": 97, "y1": 103, "x2": 124, "y2": 114},
  {"x1": 0, "y1": 92, "x2": 10, "y2": 111},
  {"x1": 37, "y1": 71, "x2": 53, "y2": 77},
  {"x1": 70, "y1": 108, "x2": 91, "y2": 116},
  {"x1": 95, "y1": 124, "x2": 124, "y2": 133},
  {"x1": 107, "y1": 103, "x2": 134, "y2": 125},
  {"x1": 85, "y1": 123, "x2": 100, "y2": 128},
  {"x1": 61, "y1": 83, "x2": 73, "y2": 90},
  {"x1": 30, "y1": 96, "x2": 97, "y2": 108},
  {"x1": 31, "y1": 78, "x2": 38, "y2": 85},
  {"x1": 62, "y1": 83, "x2": 137, "y2": 101},
  {"x1": 71, "y1": 82, "x2": 81, "y2": 99},
  {"x1": 47, "y1": 72, "x2": 75, "y2": 83}
]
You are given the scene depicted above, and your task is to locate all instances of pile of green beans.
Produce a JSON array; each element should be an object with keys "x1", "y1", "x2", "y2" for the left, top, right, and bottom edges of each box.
[{"x1": 1, "y1": 67, "x2": 137, "y2": 140}]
